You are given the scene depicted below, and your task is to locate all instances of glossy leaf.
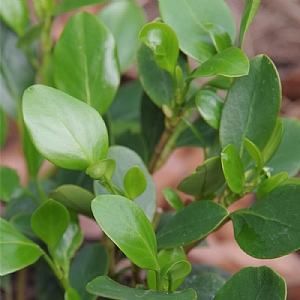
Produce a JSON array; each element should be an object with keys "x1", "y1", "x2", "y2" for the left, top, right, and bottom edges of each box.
[
  {"x1": 156, "y1": 201, "x2": 229, "y2": 249},
  {"x1": 139, "y1": 22, "x2": 179, "y2": 75},
  {"x1": 49, "y1": 184, "x2": 94, "y2": 218},
  {"x1": 87, "y1": 276, "x2": 197, "y2": 299},
  {"x1": 0, "y1": 0, "x2": 28, "y2": 35},
  {"x1": 188, "y1": 47, "x2": 249, "y2": 79},
  {"x1": 178, "y1": 156, "x2": 225, "y2": 199},
  {"x1": 0, "y1": 106, "x2": 6, "y2": 147},
  {"x1": 162, "y1": 188, "x2": 184, "y2": 211},
  {"x1": 123, "y1": 166, "x2": 147, "y2": 200},
  {"x1": 55, "y1": 0, "x2": 107, "y2": 15},
  {"x1": 54, "y1": 12, "x2": 120, "y2": 115},
  {"x1": 92, "y1": 195, "x2": 159, "y2": 270},
  {"x1": 23, "y1": 85, "x2": 108, "y2": 170},
  {"x1": 159, "y1": 0, "x2": 236, "y2": 63},
  {"x1": 219, "y1": 55, "x2": 281, "y2": 166},
  {"x1": 221, "y1": 144, "x2": 245, "y2": 194},
  {"x1": 214, "y1": 266, "x2": 286, "y2": 300},
  {"x1": 239, "y1": 0, "x2": 261, "y2": 47},
  {"x1": 196, "y1": 90, "x2": 224, "y2": 129},
  {"x1": 69, "y1": 243, "x2": 108, "y2": 300},
  {"x1": 0, "y1": 218, "x2": 43, "y2": 275},
  {"x1": 232, "y1": 183, "x2": 300, "y2": 258},
  {"x1": 94, "y1": 146, "x2": 156, "y2": 221},
  {"x1": 86, "y1": 158, "x2": 116, "y2": 181},
  {"x1": 0, "y1": 166, "x2": 20, "y2": 202},
  {"x1": 31, "y1": 199, "x2": 70, "y2": 250},
  {"x1": 244, "y1": 138, "x2": 263, "y2": 171},
  {"x1": 205, "y1": 23, "x2": 232, "y2": 52},
  {"x1": 267, "y1": 117, "x2": 300, "y2": 177},
  {"x1": 206, "y1": 76, "x2": 233, "y2": 90},
  {"x1": 98, "y1": 0, "x2": 146, "y2": 72}
]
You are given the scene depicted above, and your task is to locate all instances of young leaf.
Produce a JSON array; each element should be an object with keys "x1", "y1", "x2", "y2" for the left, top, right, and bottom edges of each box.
[
  {"x1": 86, "y1": 158, "x2": 116, "y2": 181},
  {"x1": 31, "y1": 199, "x2": 70, "y2": 251},
  {"x1": 54, "y1": 12, "x2": 120, "y2": 115},
  {"x1": 98, "y1": 0, "x2": 146, "y2": 73},
  {"x1": 86, "y1": 276, "x2": 197, "y2": 299},
  {"x1": 156, "y1": 201, "x2": 229, "y2": 249},
  {"x1": 231, "y1": 183, "x2": 300, "y2": 258},
  {"x1": 139, "y1": 22, "x2": 179, "y2": 76},
  {"x1": 123, "y1": 166, "x2": 147, "y2": 200},
  {"x1": 196, "y1": 90, "x2": 224, "y2": 129},
  {"x1": 92, "y1": 195, "x2": 159, "y2": 271},
  {"x1": 219, "y1": 55, "x2": 281, "y2": 166},
  {"x1": 214, "y1": 266, "x2": 286, "y2": 300},
  {"x1": 54, "y1": 0, "x2": 107, "y2": 15},
  {"x1": 188, "y1": 47, "x2": 249, "y2": 79},
  {"x1": 162, "y1": 188, "x2": 184, "y2": 212},
  {"x1": 23, "y1": 85, "x2": 108, "y2": 170},
  {"x1": 0, "y1": 218, "x2": 43, "y2": 275},
  {"x1": 159, "y1": 0, "x2": 236, "y2": 63},
  {"x1": 0, "y1": 107, "x2": 7, "y2": 147},
  {"x1": 221, "y1": 144, "x2": 245, "y2": 194},
  {"x1": 205, "y1": 23, "x2": 232, "y2": 52},
  {"x1": 239, "y1": 0, "x2": 261, "y2": 48},
  {"x1": 0, "y1": 166, "x2": 20, "y2": 202},
  {"x1": 244, "y1": 138, "x2": 263, "y2": 171}
]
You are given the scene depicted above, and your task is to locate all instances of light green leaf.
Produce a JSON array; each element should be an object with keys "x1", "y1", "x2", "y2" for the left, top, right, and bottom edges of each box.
[
  {"x1": 86, "y1": 158, "x2": 116, "y2": 181},
  {"x1": 214, "y1": 266, "x2": 286, "y2": 300},
  {"x1": 219, "y1": 55, "x2": 281, "y2": 166},
  {"x1": 188, "y1": 47, "x2": 249, "y2": 79},
  {"x1": 86, "y1": 276, "x2": 197, "y2": 299},
  {"x1": 98, "y1": 0, "x2": 146, "y2": 73},
  {"x1": 17, "y1": 22, "x2": 44, "y2": 50},
  {"x1": 159, "y1": 0, "x2": 236, "y2": 63},
  {"x1": 206, "y1": 76, "x2": 233, "y2": 90},
  {"x1": 221, "y1": 144, "x2": 245, "y2": 194},
  {"x1": 231, "y1": 184, "x2": 300, "y2": 258},
  {"x1": 65, "y1": 288, "x2": 81, "y2": 300},
  {"x1": 162, "y1": 188, "x2": 184, "y2": 211},
  {"x1": 23, "y1": 84, "x2": 108, "y2": 170},
  {"x1": 0, "y1": 166, "x2": 20, "y2": 202},
  {"x1": 31, "y1": 199, "x2": 70, "y2": 250},
  {"x1": 54, "y1": 12, "x2": 120, "y2": 115},
  {"x1": 244, "y1": 138, "x2": 263, "y2": 171},
  {"x1": 157, "y1": 201, "x2": 229, "y2": 249},
  {"x1": 55, "y1": 0, "x2": 107, "y2": 15},
  {"x1": 0, "y1": 218, "x2": 43, "y2": 275},
  {"x1": 92, "y1": 195, "x2": 159, "y2": 270},
  {"x1": 205, "y1": 23, "x2": 232, "y2": 52},
  {"x1": 123, "y1": 166, "x2": 147, "y2": 200}
]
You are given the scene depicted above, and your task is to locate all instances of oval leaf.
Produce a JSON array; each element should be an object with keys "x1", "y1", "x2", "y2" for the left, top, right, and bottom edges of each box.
[
  {"x1": 123, "y1": 166, "x2": 147, "y2": 200},
  {"x1": 244, "y1": 138, "x2": 263, "y2": 171},
  {"x1": 92, "y1": 195, "x2": 159, "y2": 270},
  {"x1": 205, "y1": 23, "x2": 232, "y2": 53},
  {"x1": 162, "y1": 188, "x2": 184, "y2": 212},
  {"x1": 0, "y1": 166, "x2": 20, "y2": 202},
  {"x1": 54, "y1": 12, "x2": 120, "y2": 115},
  {"x1": 23, "y1": 84, "x2": 108, "y2": 170}
]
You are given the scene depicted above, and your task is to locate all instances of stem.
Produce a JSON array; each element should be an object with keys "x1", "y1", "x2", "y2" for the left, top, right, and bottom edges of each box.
[
  {"x1": 155, "y1": 270, "x2": 162, "y2": 291},
  {"x1": 102, "y1": 233, "x2": 115, "y2": 277},
  {"x1": 34, "y1": 178, "x2": 48, "y2": 202}
]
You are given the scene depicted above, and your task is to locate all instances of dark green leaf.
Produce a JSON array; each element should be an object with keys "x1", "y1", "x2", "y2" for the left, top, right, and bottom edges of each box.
[
  {"x1": 159, "y1": 0, "x2": 236, "y2": 62},
  {"x1": 0, "y1": 218, "x2": 43, "y2": 275},
  {"x1": 23, "y1": 85, "x2": 109, "y2": 170},
  {"x1": 69, "y1": 243, "x2": 108, "y2": 300},
  {"x1": 219, "y1": 55, "x2": 281, "y2": 166},
  {"x1": 54, "y1": 12, "x2": 120, "y2": 115},
  {"x1": 214, "y1": 266, "x2": 286, "y2": 300},
  {"x1": 98, "y1": 0, "x2": 146, "y2": 72},
  {"x1": 206, "y1": 76, "x2": 233, "y2": 90},
  {"x1": 55, "y1": 0, "x2": 107, "y2": 15},
  {"x1": 123, "y1": 166, "x2": 147, "y2": 200},
  {"x1": 231, "y1": 183, "x2": 300, "y2": 258},
  {"x1": 0, "y1": 166, "x2": 20, "y2": 202},
  {"x1": 0, "y1": 106, "x2": 6, "y2": 147},
  {"x1": 157, "y1": 201, "x2": 229, "y2": 249},
  {"x1": 10, "y1": 212, "x2": 36, "y2": 238},
  {"x1": 162, "y1": 188, "x2": 184, "y2": 211},
  {"x1": 205, "y1": 23, "x2": 232, "y2": 52},
  {"x1": 92, "y1": 195, "x2": 159, "y2": 270},
  {"x1": 86, "y1": 276, "x2": 197, "y2": 299}
]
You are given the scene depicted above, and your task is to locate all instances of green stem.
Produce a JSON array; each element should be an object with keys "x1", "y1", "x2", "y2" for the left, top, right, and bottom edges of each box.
[
  {"x1": 102, "y1": 233, "x2": 115, "y2": 277},
  {"x1": 34, "y1": 178, "x2": 48, "y2": 202},
  {"x1": 155, "y1": 270, "x2": 162, "y2": 291}
]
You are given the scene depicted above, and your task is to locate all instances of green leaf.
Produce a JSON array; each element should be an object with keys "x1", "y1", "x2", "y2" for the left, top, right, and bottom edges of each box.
[
  {"x1": 206, "y1": 76, "x2": 233, "y2": 90},
  {"x1": 162, "y1": 188, "x2": 184, "y2": 211},
  {"x1": 0, "y1": 0, "x2": 28, "y2": 35},
  {"x1": 23, "y1": 84, "x2": 108, "y2": 170},
  {"x1": 92, "y1": 195, "x2": 159, "y2": 270},
  {"x1": 188, "y1": 47, "x2": 249, "y2": 79},
  {"x1": 221, "y1": 144, "x2": 245, "y2": 194},
  {"x1": 86, "y1": 276, "x2": 197, "y2": 299},
  {"x1": 244, "y1": 138, "x2": 263, "y2": 172},
  {"x1": 0, "y1": 166, "x2": 20, "y2": 202},
  {"x1": 219, "y1": 55, "x2": 281, "y2": 166},
  {"x1": 17, "y1": 22, "x2": 44, "y2": 50},
  {"x1": 239, "y1": 0, "x2": 261, "y2": 48},
  {"x1": 0, "y1": 106, "x2": 6, "y2": 147},
  {"x1": 54, "y1": 12, "x2": 120, "y2": 115},
  {"x1": 98, "y1": 0, "x2": 146, "y2": 73},
  {"x1": 123, "y1": 166, "x2": 147, "y2": 200},
  {"x1": 139, "y1": 22, "x2": 179, "y2": 75},
  {"x1": 159, "y1": 0, "x2": 236, "y2": 63},
  {"x1": 69, "y1": 243, "x2": 108, "y2": 300},
  {"x1": 86, "y1": 158, "x2": 116, "y2": 181},
  {"x1": 156, "y1": 201, "x2": 229, "y2": 249},
  {"x1": 65, "y1": 288, "x2": 81, "y2": 300},
  {"x1": 196, "y1": 90, "x2": 224, "y2": 129},
  {"x1": 205, "y1": 23, "x2": 232, "y2": 52},
  {"x1": 231, "y1": 183, "x2": 300, "y2": 258},
  {"x1": 178, "y1": 156, "x2": 225, "y2": 199},
  {"x1": 94, "y1": 146, "x2": 156, "y2": 222},
  {"x1": 267, "y1": 117, "x2": 300, "y2": 177},
  {"x1": 49, "y1": 184, "x2": 94, "y2": 218},
  {"x1": 55, "y1": 0, "x2": 107, "y2": 15},
  {"x1": 10, "y1": 212, "x2": 36, "y2": 238},
  {"x1": 0, "y1": 218, "x2": 43, "y2": 275},
  {"x1": 31, "y1": 199, "x2": 70, "y2": 250},
  {"x1": 214, "y1": 266, "x2": 286, "y2": 300}
]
